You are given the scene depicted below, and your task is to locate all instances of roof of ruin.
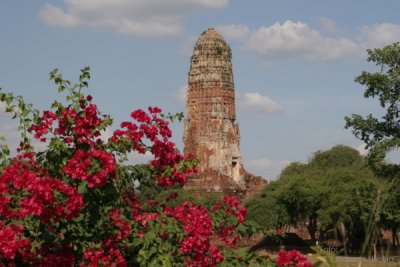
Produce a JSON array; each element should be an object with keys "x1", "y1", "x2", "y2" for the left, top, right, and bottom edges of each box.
[
  {"x1": 198, "y1": 28, "x2": 225, "y2": 43},
  {"x1": 193, "y1": 28, "x2": 231, "y2": 58}
]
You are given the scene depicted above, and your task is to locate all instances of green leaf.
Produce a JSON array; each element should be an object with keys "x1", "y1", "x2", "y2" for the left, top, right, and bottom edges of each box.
[
  {"x1": 21, "y1": 108, "x2": 30, "y2": 117},
  {"x1": 144, "y1": 230, "x2": 156, "y2": 247},
  {"x1": 78, "y1": 181, "x2": 88, "y2": 194},
  {"x1": 5, "y1": 96, "x2": 12, "y2": 105}
]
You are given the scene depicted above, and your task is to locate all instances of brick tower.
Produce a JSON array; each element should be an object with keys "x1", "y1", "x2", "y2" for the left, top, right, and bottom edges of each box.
[{"x1": 183, "y1": 28, "x2": 248, "y2": 195}]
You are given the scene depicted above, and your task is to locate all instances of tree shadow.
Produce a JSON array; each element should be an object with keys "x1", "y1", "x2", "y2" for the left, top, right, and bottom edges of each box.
[{"x1": 249, "y1": 233, "x2": 314, "y2": 254}]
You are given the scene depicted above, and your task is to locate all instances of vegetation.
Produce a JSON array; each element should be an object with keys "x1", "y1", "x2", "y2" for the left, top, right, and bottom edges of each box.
[
  {"x1": 2, "y1": 42, "x2": 400, "y2": 266},
  {"x1": 246, "y1": 43, "x2": 400, "y2": 261},
  {"x1": 246, "y1": 145, "x2": 399, "y2": 257},
  {"x1": 0, "y1": 68, "x2": 288, "y2": 266},
  {"x1": 345, "y1": 42, "x2": 400, "y2": 178}
]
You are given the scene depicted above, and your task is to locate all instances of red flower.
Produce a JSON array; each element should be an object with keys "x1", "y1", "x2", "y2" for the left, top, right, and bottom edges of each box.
[
  {"x1": 29, "y1": 111, "x2": 57, "y2": 141},
  {"x1": 276, "y1": 250, "x2": 312, "y2": 267},
  {"x1": 107, "y1": 209, "x2": 131, "y2": 240},
  {"x1": 81, "y1": 247, "x2": 127, "y2": 267},
  {"x1": 168, "y1": 201, "x2": 224, "y2": 266},
  {"x1": 63, "y1": 149, "x2": 116, "y2": 188},
  {"x1": 112, "y1": 107, "x2": 197, "y2": 188},
  {"x1": 0, "y1": 222, "x2": 31, "y2": 261}
]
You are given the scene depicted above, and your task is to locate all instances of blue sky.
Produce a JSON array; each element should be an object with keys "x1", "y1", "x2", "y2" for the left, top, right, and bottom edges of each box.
[{"x1": 1, "y1": 0, "x2": 399, "y2": 180}]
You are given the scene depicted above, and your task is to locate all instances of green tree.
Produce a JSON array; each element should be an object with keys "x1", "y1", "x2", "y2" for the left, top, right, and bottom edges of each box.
[
  {"x1": 380, "y1": 181, "x2": 400, "y2": 247},
  {"x1": 245, "y1": 181, "x2": 289, "y2": 232},
  {"x1": 318, "y1": 169, "x2": 382, "y2": 255},
  {"x1": 278, "y1": 172, "x2": 323, "y2": 243},
  {"x1": 345, "y1": 42, "x2": 400, "y2": 177},
  {"x1": 246, "y1": 145, "x2": 383, "y2": 255},
  {"x1": 345, "y1": 43, "x2": 400, "y2": 254}
]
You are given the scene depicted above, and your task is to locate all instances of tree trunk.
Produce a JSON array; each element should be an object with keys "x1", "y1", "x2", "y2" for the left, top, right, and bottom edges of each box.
[
  {"x1": 318, "y1": 229, "x2": 326, "y2": 244},
  {"x1": 307, "y1": 216, "x2": 318, "y2": 244},
  {"x1": 337, "y1": 221, "x2": 348, "y2": 255},
  {"x1": 369, "y1": 223, "x2": 380, "y2": 259},
  {"x1": 392, "y1": 227, "x2": 397, "y2": 247}
]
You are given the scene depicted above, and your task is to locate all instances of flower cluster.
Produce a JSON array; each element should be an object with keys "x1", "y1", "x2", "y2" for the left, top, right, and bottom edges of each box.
[
  {"x1": 29, "y1": 95, "x2": 104, "y2": 146},
  {"x1": 112, "y1": 107, "x2": 196, "y2": 187},
  {"x1": 63, "y1": 149, "x2": 116, "y2": 188},
  {"x1": 209, "y1": 196, "x2": 247, "y2": 246},
  {"x1": 81, "y1": 247, "x2": 127, "y2": 267},
  {"x1": 108, "y1": 209, "x2": 131, "y2": 240},
  {"x1": 165, "y1": 201, "x2": 224, "y2": 267},
  {"x1": 0, "y1": 153, "x2": 84, "y2": 224},
  {"x1": 54, "y1": 98, "x2": 102, "y2": 145},
  {"x1": 276, "y1": 250, "x2": 313, "y2": 267},
  {"x1": 134, "y1": 211, "x2": 159, "y2": 227},
  {"x1": 0, "y1": 155, "x2": 84, "y2": 264},
  {"x1": 0, "y1": 222, "x2": 31, "y2": 263},
  {"x1": 222, "y1": 196, "x2": 247, "y2": 224},
  {"x1": 37, "y1": 246, "x2": 75, "y2": 267},
  {"x1": 29, "y1": 111, "x2": 57, "y2": 142}
]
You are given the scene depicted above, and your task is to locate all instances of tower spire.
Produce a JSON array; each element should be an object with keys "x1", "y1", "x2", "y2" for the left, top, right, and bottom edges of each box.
[{"x1": 183, "y1": 28, "x2": 246, "y2": 195}]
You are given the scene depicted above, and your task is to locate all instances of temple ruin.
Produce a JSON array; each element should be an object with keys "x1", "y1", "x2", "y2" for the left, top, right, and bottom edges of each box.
[{"x1": 183, "y1": 28, "x2": 266, "y2": 198}]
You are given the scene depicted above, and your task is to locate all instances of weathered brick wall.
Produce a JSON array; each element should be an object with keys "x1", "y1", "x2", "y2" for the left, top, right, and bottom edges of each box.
[{"x1": 243, "y1": 172, "x2": 268, "y2": 199}]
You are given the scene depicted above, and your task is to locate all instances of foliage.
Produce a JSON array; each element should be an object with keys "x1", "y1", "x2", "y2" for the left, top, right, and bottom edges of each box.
[
  {"x1": 345, "y1": 43, "x2": 400, "y2": 252},
  {"x1": 0, "y1": 67, "x2": 284, "y2": 266},
  {"x1": 309, "y1": 246, "x2": 337, "y2": 267},
  {"x1": 345, "y1": 42, "x2": 400, "y2": 178},
  {"x1": 138, "y1": 176, "x2": 221, "y2": 210},
  {"x1": 380, "y1": 181, "x2": 400, "y2": 247},
  {"x1": 245, "y1": 181, "x2": 289, "y2": 232},
  {"x1": 246, "y1": 145, "x2": 386, "y2": 254},
  {"x1": 309, "y1": 145, "x2": 363, "y2": 169}
]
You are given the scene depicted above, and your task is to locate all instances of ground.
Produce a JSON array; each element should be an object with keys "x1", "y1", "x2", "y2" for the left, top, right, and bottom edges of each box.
[{"x1": 235, "y1": 233, "x2": 400, "y2": 266}]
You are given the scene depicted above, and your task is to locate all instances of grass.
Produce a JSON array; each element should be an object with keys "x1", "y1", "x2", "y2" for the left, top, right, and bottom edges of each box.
[{"x1": 334, "y1": 256, "x2": 400, "y2": 267}]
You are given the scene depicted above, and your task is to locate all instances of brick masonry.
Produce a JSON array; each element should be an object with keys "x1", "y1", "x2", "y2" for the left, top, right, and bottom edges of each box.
[{"x1": 183, "y1": 28, "x2": 267, "y2": 199}]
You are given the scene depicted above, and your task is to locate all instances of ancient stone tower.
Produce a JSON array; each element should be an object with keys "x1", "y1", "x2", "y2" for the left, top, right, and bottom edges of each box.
[{"x1": 183, "y1": 28, "x2": 250, "y2": 195}]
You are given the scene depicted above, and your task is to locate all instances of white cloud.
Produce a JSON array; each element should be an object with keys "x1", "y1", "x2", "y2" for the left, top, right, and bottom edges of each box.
[
  {"x1": 240, "y1": 92, "x2": 283, "y2": 114},
  {"x1": 245, "y1": 158, "x2": 291, "y2": 181},
  {"x1": 39, "y1": 0, "x2": 228, "y2": 38},
  {"x1": 355, "y1": 144, "x2": 369, "y2": 156},
  {"x1": 40, "y1": 4, "x2": 80, "y2": 28},
  {"x1": 171, "y1": 85, "x2": 187, "y2": 103},
  {"x1": 360, "y1": 23, "x2": 400, "y2": 49},
  {"x1": 245, "y1": 21, "x2": 360, "y2": 61},
  {"x1": 218, "y1": 20, "x2": 400, "y2": 62}
]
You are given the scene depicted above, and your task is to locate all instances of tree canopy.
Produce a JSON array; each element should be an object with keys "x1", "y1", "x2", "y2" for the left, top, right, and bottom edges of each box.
[
  {"x1": 246, "y1": 145, "x2": 387, "y2": 255},
  {"x1": 345, "y1": 42, "x2": 400, "y2": 177}
]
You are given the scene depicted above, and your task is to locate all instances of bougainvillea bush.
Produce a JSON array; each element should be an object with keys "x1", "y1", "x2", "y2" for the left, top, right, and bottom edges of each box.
[{"x1": 0, "y1": 68, "x2": 312, "y2": 266}]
